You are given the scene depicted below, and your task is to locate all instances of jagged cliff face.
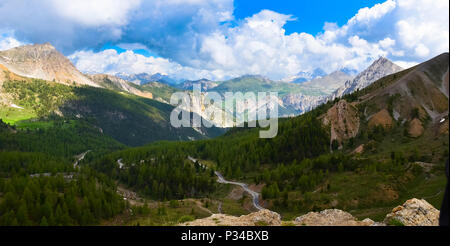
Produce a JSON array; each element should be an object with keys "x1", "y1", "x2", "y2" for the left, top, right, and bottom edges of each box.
[
  {"x1": 282, "y1": 93, "x2": 323, "y2": 113},
  {"x1": 330, "y1": 57, "x2": 404, "y2": 100},
  {"x1": 0, "y1": 43, "x2": 99, "y2": 87}
]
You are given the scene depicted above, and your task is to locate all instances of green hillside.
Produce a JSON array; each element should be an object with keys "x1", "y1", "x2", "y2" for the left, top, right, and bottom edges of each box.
[
  {"x1": 140, "y1": 82, "x2": 182, "y2": 102},
  {"x1": 87, "y1": 53, "x2": 448, "y2": 224},
  {"x1": 1, "y1": 78, "x2": 224, "y2": 146}
]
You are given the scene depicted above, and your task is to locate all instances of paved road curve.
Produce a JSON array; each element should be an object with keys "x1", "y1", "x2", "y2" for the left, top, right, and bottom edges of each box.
[
  {"x1": 188, "y1": 156, "x2": 264, "y2": 211},
  {"x1": 73, "y1": 150, "x2": 91, "y2": 168}
]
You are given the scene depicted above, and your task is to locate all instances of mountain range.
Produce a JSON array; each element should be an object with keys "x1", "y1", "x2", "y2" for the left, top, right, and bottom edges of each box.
[
  {"x1": 0, "y1": 41, "x2": 448, "y2": 227},
  {"x1": 116, "y1": 72, "x2": 181, "y2": 86},
  {"x1": 0, "y1": 43, "x2": 224, "y2": 146},
  {"x1": 0, "y1": 43, "x2": 410, "y2": 130}
]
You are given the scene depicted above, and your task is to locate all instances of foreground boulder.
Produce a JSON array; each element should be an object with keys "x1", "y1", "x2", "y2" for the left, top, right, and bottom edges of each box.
[
  {"x1": 182, "y1": 198, "x2": 440, "y2": 226},
  {"x1": 294, "y1": 209, "x2": 376, "y2": 226},
  {"x1": 384, "y1": 198, "x2": 440, "y2": 226},
  {"x1": 181, "y1": 209, "x2": 281, "y2": 226}
]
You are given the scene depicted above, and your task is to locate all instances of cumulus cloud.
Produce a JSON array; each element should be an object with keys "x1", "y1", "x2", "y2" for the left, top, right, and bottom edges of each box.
[
  {"x1": 0, "y1": 0, "x2": 448, "y2": 81},
  {"x1": 69, "y1": 49, "x2": 224, "y2": 81},
  {"x1": 0, "y1": 30, "x2": 26, "y2": 51},
  {"x1": 0, "y1": 0, "x2": 233, "y2": 56}
]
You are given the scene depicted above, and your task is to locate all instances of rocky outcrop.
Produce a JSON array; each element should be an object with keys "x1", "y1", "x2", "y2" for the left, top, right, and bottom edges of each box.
[
  {"x1": 384, "y1": 198, "x2": 440, "y2": 226},
  {"x1": 294, "y1": 209, "x2": 376, "y2": 226},
  {"x1": 181, "y1": 209, "x2": 281, "y2": 226},
  {"x1": 183, "y1": 198, "x2": 440, "y2": 226},
  {"x1": 320, "y1": 100, "x2": 360, "y2": 147}
]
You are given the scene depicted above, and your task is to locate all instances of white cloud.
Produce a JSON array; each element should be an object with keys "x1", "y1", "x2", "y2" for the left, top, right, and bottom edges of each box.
[
  {"x1": 50, "y1": 0, "x2": 141, "y2": 26},
  {"x1": 393, "y1": 60, "x2": 419, "y2": 69},
  {"x1": 0, "y1": 0, "x2": 448, "y2": 81},
  {"x1": 0, "y1": 36, "x2": 24, "y2": 51},
  {"x1": 69, "y1": 49, "x2": 224, "y2": 81},
  {"x1": 0, "y1": 30, "x2": 26, "y2": 51}
]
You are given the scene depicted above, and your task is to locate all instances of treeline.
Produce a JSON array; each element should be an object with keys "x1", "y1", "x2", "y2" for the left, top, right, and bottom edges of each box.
[{"x1": 0, "y1": 171, "x2": 126, "y2": 226}]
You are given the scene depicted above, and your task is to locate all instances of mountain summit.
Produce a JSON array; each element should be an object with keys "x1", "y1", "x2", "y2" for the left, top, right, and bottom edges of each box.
[
  {"x1": 0, "y1": 43, "x2": 98, "y2": 87},
  {"x1": 330, "y1": 57, "x2": 404, "y2": 100}
]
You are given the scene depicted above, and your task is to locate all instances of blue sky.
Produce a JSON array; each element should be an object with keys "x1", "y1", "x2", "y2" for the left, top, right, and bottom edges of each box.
[
  {"x1": 103, "y1": 0, "x2": 387, "y2": 56},
  {"x1": 0, "y1": 0, "x2": 448, "y2": 81},
  {"x1": 233, "y1": 0, "x2": 386, "y2": 35}
]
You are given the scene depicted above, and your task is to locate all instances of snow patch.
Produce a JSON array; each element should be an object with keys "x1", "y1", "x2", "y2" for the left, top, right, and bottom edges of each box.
[{"x1": 10, "y1": 103, "x2": 24, "y2": 109}]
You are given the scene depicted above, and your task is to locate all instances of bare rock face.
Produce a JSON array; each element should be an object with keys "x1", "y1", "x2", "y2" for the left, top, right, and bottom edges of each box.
[
  {"x1": 181, "y1": 209, "x2": 281, "y2": 226},
  {"x1": 294, "y1": 209, "x2": 376, "y2": 226},
  {"x1": 282, "y1": 93, "x2": 323, "y2": 114},
  {"x1": 0, "y1": 43, "x2": 99, "y2": 87},
  {"x1": 384, "y1": 198, "x2": 440, "y2": 226},
  {"x1": 330, "y1": 57, "x2": 404, "y2": 100},
  {"x1": 87, "y1": 74, "x2": 153, "y2": 99},
  {"x1": 321, "y1": 100, "x2": 360, "y2": 147}
]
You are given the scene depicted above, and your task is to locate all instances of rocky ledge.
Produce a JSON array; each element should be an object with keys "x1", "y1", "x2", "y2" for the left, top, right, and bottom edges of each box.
[
  {"x1": 384, "y1": 198, "x2": 440, "y2": 226},
  {"x1": 181, "y1": 198, "x2": 441, "y2": 226}
]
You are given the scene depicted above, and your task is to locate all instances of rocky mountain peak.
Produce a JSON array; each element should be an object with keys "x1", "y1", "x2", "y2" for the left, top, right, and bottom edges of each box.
[
  {"x1": 0, "y1": 43, "x2": 99, "y2": 87},
  {"x1": 329, "y1": 57, "x2": 404, "y2": 100}
]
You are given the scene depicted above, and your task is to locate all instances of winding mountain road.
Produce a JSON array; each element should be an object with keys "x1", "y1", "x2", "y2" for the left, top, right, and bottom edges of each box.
[
  {"x1": 115, "y1": 156, "x2": 265, "y2": 211},
  {"x1": 214, "y1": 171, "x2": 264, "y2": 211},
  {"x1": 73, "y1": 150, "x2": 91, "y2": 168},
  {"x1": 188, "y1": 156, "x2": 264, "y2": 211}
]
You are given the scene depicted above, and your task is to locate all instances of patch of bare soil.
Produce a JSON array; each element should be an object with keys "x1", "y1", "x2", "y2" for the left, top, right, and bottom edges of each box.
[
  {"x1": 408, "y1": 118, "x2": 424, "y2": 137},
  {"x1": 227, "y1": 186, "x2": 244, "y2": 200},
  {"x1": 373, "y1": 184, "x2": 399, "y2": 202},
  {"x1": 368, "y1": 109, "x2": 393, "y2": 129},
  {"x1": 117, "y1": 185, "x2": 143, "y2": 206},
  {"x1": 248, "y1": 183, "x2": 265, "y2": 193}
]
